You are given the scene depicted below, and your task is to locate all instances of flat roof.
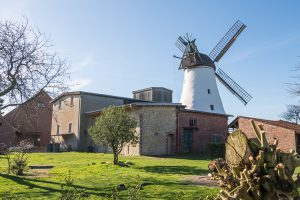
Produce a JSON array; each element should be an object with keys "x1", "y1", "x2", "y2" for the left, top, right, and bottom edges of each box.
[
  {"x1": 85, "y1": 102, "x2": 185, "y2": 115},
  {"x1": 51, "y1": 91, "x2": 147, "y2": 103},
  {"x1": 132, "y1": 87, "x2": 173, "y2": 94}
]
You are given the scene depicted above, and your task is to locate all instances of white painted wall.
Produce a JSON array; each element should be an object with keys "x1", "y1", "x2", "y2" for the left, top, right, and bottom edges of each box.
[{"x1": 180, "y1": 66, "x2": 225, "y2": 114}]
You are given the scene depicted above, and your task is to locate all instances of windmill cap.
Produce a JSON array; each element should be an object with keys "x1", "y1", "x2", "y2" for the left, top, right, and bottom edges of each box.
[{"x1": 181, "y1": 52, "x2": 216, "y2": 69}]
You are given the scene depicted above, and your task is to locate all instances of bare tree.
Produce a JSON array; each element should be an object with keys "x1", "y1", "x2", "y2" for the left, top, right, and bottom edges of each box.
[
  {"x1": 280, "y1": 104, "x2": 300, "y2": 124},
  {"x1": 287, "y1": 64, "x2": 300, "y2": 96},
  {"x1": 0, "y1": 18, "x2": 69, "y2": 111}
]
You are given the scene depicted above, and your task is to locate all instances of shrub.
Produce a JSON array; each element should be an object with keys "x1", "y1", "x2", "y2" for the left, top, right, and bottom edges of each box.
[
  {"x1": 6, "y1": 140, "x2": 33, "y2": 175},
  {"x1": 60, "y1": 171, "x2": 88, "y2": 200},
  {"x1": 206, "y1": 143, "x2": 225, "y2": 158}
]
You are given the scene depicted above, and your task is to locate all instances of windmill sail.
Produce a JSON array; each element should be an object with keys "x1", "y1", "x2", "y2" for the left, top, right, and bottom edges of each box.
[
  {"x1": 215, "y1": 68, "x2": 252, "y2": 105},
  {"x1": 175, "y1": 36, "x2": 188, "y2": 53},
  {"x1": 209, "y1": 20, "x2": 246, "y2": 63}
]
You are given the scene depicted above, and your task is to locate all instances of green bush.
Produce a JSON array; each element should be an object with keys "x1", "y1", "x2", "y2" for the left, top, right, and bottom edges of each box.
[
  {"x1": 206, "y1": 143, "x2": 225, "y2": 158},
  {"x1": 60, "y1": 171, "x2": 88, "y2": 200}
]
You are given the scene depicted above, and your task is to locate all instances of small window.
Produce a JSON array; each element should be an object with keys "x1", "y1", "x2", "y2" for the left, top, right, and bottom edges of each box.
[
  {"x1": 37, "y1": 102, "x2": 46, "y2": 108},
  {"x1": 210, "y1": 105, "x2": 214, "y2": 111},
  {"x1": 211, "y1": 135, "x2": 222, "y2": 144},
  {"x1": 68, "y1": 123, "x2": 72, "y2": 133},
  {"x1": 58, "y1": 100, "x2": 62, "y2": 109},
  {"x1": 57, "y1": 125, "x2": 60, "y2": 134},
  {"x1": 190, "y1": 118, "x2": 197, "y2": 127},
  {"x1": 70, "y1": 96, "x2": 74, "y2": 106},
  {"x1": 207, "y1": 89, "x2": 211, "y2": 94}
]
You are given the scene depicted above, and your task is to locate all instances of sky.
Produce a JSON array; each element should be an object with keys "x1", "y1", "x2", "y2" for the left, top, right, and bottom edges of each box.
[{"x1": 1, "y1": 0, "x2": 300, "y2": 121}]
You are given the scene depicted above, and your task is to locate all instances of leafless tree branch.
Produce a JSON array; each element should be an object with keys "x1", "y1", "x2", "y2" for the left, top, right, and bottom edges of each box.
[{"x1": 0, "y1": 17, "x2": 70, "y2": 111}]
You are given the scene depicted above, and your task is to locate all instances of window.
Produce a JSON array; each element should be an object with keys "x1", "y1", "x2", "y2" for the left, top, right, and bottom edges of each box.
[
  {"x1": 57, "y1": 125, "x2": 60, "y2": 134},
  {"x1": 189, "y1": 118, "x2": 197, "y2": 127},
  {"x1": 68, "y1": 123, "x2": 72, "y2": 133},
  {"x1": 210, "y1": 105, "x2": 214, "y2": 111},
  {"x1": 58, "y1": 100, "x2": 62, "y2": 109},
  {"x1": 211, "y1": 135, "x2": 222, "y2": 144},
  {"x1": 207, "y1": 89, "x2": 211, "y2": 94},
  {"x1": 70, "y1": 96, "x2": 74, "y2": 106},
  {"x1": 37, "y1": 102, "x2": 46, "y2": 108}
]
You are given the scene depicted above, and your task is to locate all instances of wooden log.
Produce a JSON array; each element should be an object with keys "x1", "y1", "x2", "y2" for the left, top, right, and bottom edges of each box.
[{"x1": 226, "y1": 130, "x2": 253, "y2": 166}]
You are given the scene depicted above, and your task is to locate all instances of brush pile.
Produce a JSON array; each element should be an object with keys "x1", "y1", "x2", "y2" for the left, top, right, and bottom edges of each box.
[{"x1": 209, "y1": 120, "x2": 300, "y2": 200}]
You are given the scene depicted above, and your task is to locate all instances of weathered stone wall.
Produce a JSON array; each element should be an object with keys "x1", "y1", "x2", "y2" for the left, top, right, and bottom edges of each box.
[
  {"x1": 238, "y1": 118, "x2": 296, "y2": 152},
  {"x1": 51, "y1": 95, "x2": 80, "y2": 150},
  {"x1": 177, "y1": 111, "x2": 228, "y2": 153},
  {"x1": 121, "y1": 106, "x2": 177, "y2": 156}
]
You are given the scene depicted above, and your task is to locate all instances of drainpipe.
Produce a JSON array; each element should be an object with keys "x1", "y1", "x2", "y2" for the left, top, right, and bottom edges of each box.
[{"x1": 176, "y1": 108, "x2": 179, "y2": 153}]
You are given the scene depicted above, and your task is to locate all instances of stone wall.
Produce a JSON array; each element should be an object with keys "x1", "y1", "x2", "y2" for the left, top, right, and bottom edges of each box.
[
  {"x1": 237, "y1": 118, "x2": 296, "y2": 152},
  {"x1": 122, "y1": 106, "x2": 177, "y2": 156},
  {"x1": 51, "y1": 95, "x2": 80, "y2": 150}
]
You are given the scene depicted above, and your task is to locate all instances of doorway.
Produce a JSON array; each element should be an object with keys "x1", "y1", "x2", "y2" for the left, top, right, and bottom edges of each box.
[
  {"x1": 183, "y1": 129, "x2": 192, "y2": 153},
  {"x1": 167, "y1": 134, "x2": 174, "y2": 155}
]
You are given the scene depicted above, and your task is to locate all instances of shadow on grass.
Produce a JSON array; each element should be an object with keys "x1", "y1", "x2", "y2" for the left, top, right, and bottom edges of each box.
[
  {"x1": 136, "y1": 165, "x2": 208, "y2": 175},
  {"x1": 145, "y1": 154, "x2": 218, "y2": 161},
  {"x1": 0, "y1": 173, "x2": 108, "y2": 197}
]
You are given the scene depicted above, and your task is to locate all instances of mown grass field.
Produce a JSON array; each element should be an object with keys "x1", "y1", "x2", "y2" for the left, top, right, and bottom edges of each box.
[{"x1": 0, "y1": 153, "x2": 218, "y2": 199}]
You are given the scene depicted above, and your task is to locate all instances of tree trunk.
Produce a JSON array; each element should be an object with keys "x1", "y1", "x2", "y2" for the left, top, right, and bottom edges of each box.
[
  {"x1": 113, "y1": 151, "x2": 118, "y2": 165},
  {"x1": 226, "y1": 130, "x2": 253, "y2": 166}
]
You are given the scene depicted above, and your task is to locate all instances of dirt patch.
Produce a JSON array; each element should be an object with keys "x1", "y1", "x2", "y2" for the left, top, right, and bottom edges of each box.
[
  {"x1": 27, "y1": 168, "x2": 50, "y2": 178},
  {"x1": 183, "y1": 175, "x2": 218, "y2": 187}
]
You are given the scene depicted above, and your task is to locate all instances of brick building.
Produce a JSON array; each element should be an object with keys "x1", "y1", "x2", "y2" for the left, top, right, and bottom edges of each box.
[
  {"x1": 1, "y1": 91, "x2": 52, "y2": 148},
  {"x1": 228, "y1": 116, "x2": 300, "y2": 153},
  {"x1": 0, "y1": 115, "x2": 18, "y2": 147},
  {"x1": 177, "y1": 110, "x2": 228, "y2": 153}
]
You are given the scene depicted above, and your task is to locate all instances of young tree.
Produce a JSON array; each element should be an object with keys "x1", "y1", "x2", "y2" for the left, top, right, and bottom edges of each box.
[
  {"x1": 88, "y1": 106, "x2": 138, "y2": 165},
  {"x1": 280, "y1": 104, "x2": 300, "y2": 124},
  {"x1": 0, "y1": 18, "x2": 69, "y2": 111}
]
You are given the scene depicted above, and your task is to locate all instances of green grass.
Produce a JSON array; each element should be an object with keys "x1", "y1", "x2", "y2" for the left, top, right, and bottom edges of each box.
[{"x1": 0, "y1": 153, "x2": 218, "y2": 199}]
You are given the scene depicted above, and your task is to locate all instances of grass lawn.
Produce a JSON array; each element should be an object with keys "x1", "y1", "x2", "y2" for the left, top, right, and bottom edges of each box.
[{"x1": 0, "y1": 153, "x2": 218, "y2": 199}]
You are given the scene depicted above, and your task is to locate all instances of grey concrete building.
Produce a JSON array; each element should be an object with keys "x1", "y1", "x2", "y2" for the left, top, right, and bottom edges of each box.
[{"x1": 132, "y1": 87, "x2": 172, "y2": 103}]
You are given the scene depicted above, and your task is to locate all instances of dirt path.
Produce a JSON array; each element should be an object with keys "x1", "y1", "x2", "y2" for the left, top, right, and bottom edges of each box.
[{"x1": 183, "y1": 175, "x2": 218, "y2": 187}]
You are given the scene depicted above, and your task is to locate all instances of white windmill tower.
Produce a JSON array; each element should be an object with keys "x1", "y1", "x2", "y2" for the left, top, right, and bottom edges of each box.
[{"x1": 174, "y1": 20, "x2": 252, "y2": 114}]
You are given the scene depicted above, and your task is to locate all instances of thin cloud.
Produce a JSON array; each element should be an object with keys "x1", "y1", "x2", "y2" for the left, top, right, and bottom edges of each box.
[
  {"x1": 70, "y1": 78, "x2": 92, "y2": 91},
  {"x1": 222, "y1": 33, "x2": 300, "y2": 65},
  {"x1": 72, "y1": 54, "x2": 102, "y2": 72}
]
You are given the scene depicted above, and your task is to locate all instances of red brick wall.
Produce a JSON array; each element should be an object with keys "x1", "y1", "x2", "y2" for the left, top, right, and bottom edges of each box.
[
  {"x1": 238, "y1": 118, "x2": 296, "y2": 152},
  {"x1": 177, "y1": 111, "x2": 228, "y2": 153},
  {"x1": 4, "y1": 91, "x2": 52, "y2": 147},
  {"x1": 0, "y1": 117, "x2": 16, "y2": 147}
]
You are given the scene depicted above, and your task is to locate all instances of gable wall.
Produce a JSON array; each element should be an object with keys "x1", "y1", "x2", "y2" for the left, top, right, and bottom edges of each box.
[{"x1": 238, "y1": 118, "x2": 296, "y2": 152}]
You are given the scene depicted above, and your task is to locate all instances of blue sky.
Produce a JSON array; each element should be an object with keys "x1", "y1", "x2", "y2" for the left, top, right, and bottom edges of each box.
[{"x1": 1, "y1": 0, "x2": 300, "y2": 120}]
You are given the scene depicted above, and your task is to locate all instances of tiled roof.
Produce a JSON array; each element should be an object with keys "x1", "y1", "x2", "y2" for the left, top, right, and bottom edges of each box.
[{"x1": 231, "y1": 116, "x2": 300, "y2": 132}]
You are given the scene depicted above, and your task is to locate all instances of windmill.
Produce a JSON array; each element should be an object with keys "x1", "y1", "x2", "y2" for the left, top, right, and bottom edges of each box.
[{"x1": 174, "y1": 20, "x2": 252, "y2": 114}]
